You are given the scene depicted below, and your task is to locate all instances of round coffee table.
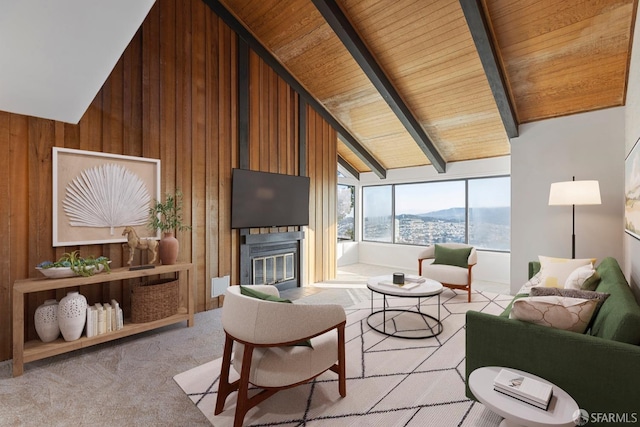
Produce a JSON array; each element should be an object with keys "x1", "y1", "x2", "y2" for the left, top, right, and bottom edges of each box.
[
  {"x1": 366, "y1": 275, "x2": 443, "y2": 339},
  {"x1": 469, "y1": 366, "x2": 579, "y2": 427}
]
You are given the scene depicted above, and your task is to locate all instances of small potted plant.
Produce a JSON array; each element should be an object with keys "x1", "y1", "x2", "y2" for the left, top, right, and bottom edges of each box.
[
  {"x1": 148, "y1": 190, "x2": 191, "y2": 265},
  {"x1": 36, "y1": 250, "x2": 111, "y2": 278}
]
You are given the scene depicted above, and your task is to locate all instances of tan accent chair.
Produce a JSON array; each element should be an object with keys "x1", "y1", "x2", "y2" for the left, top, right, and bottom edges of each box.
[
  {"x1": 215, "y1": 285, "x2": 347, "y2": 427},
  {"x1": 418, "y1": 243, "x2": 477, "y2": 302}
]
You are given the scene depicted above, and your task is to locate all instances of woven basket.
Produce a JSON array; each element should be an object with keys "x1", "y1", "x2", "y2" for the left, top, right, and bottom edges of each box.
[{"x1": 131, "y1": 278, "x2": 178, "y2": 323}]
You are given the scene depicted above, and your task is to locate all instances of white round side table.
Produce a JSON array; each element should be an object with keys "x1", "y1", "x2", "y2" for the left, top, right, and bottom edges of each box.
[{"x1": 469, "y1": 366, "x2": 579, "y2": 427}]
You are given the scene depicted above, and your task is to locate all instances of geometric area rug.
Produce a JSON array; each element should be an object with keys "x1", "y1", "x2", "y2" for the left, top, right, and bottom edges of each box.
[{"x1": 174, "y1": 289, "x2": 512, "y2": 426}]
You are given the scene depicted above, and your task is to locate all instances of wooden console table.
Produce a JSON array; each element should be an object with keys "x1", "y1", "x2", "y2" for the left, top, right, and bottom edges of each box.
[{"x1": 12, "y1": 263, "x2": 194, "y2": 377}]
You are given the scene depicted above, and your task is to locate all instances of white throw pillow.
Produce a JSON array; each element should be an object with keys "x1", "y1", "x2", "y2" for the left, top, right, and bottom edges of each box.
[
  {"x1": 516, "y1": 271, "x2": 542, "y2": 295},
  {"x1": 564, "y1": 264, "x2": 596, "y2": 290},
  {"x1": 538, "y1": 256, "x2": 595, "y2": 288},
  {"x1": 509, "y1": 296, "x2": 598, "y2": 333}
]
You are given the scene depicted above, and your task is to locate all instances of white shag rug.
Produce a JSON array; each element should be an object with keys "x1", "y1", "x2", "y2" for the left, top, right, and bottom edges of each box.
[{"x1": 174, "y1": 289, "x2": 511, "y2": 426}]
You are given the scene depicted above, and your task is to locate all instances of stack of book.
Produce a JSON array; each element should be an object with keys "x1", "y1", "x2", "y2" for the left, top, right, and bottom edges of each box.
[
  {"x1": 493, "y1": 369, "x2": 553, "y2": 410},
  {"x1": 85, "y1": 299, "x2": 124, "y2": 338},
  {"x1": 379, "y1": 275, "x2": 426, "y2": 290}
]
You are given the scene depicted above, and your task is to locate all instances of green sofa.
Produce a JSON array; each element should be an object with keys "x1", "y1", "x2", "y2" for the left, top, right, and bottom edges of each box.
[{"x1": 465, "y1": 257, "x2": 640, "y2": 423}]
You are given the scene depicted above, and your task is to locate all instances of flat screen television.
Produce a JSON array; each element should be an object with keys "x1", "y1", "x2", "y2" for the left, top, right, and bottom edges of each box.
[{"x1": 231, "y1": 169, "x2": 310, "y2": 229}]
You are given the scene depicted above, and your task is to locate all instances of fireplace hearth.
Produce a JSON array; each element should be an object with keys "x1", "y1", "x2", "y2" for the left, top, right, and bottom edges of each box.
[{"x1": 240, "y1": 231, "x2": 304, "y2": 290}]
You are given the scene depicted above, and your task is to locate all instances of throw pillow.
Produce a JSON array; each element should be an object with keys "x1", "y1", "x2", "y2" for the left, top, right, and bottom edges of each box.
[
  {"x1": 240, "y1": 285, "x2": 292, "y2": 303},
  {"x1": 432, "y1": 244, "x2": 472, "y2": 269},
  {"x1": 239, "y1": 286, "x2": 312, "y2": 348},
  {"x1": 510, "y1": 296, "x2": 599, "y2": 334},
  {"x1": 529, "y1": 287, "x2": 610, "y2": 330},
  {"x1": 564, "y1": 264, "x2": 596, "y2": 290},
  {"x1": 516, "y1": 271, "x2": 542, "y2": 295},
  {"x1": 581, "y1": 271, "x2": 602, "y2": 291},
  {"x1": 538, "y1": 256, "x2": 596, "y2": 288}
]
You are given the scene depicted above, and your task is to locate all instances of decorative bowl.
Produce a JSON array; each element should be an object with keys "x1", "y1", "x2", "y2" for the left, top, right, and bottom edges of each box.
[{"x1": 36, "y1": 262, "x2": 110, "y2": 279}]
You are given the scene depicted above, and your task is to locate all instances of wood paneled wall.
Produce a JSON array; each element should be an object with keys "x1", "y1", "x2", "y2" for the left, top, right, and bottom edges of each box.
[
  {"x1": 306, "y1": 106, "x2": 337, "y2": 284},
  {"x1": 0, "y1": 0, "x2": 338, "y2": 362}
]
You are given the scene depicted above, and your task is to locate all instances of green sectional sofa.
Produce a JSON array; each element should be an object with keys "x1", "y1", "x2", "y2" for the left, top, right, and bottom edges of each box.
[{"x1": 466, "y1": 257, "x2": 640, "y2": 424}]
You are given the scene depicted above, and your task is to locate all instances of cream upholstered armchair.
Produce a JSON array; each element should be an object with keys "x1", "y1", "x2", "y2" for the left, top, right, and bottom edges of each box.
[
  {"x1": 215, "y1": 285, "x2": 347, "y2": 427},
  {"x1": 418, "y1": 243, "x2": 477, "y2": 302}
]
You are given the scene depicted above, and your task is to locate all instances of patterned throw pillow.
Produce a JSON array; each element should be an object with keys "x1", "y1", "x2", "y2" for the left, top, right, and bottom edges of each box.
[
  {"x1": 538, "y1": 256, "x2": 595, "y2": 288},
  {"x1": 516, "y1": 271, "x2": 542, "y2": 295},
  {"x1": 564, "y1": 264, "x2": 596, "y2": 289},
  {"x1": 529, "y1": 287, "x2": 610, "y2": 328},
  {"x1": 509, "y1": 296, "x2": 599, "y2": 334}
]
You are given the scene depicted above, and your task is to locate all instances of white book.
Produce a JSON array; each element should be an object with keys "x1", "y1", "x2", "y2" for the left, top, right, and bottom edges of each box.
[
  {"x1": 92, "y1": 307, "x2": 98, "y2": 336},
  {"x1": 104, "y1": 303, "x2": 112, "y2": 333},
  {"x1": 111, "y1": 300, "x2": 119, "y2": 331},
  {"x1": 86, "y1": 306, "x2": 94, "y2": 338},
  {"x1": 118, "y1": 307, "x2": 124, "y2": 329},
  {"x1": 97, "y1": 306, "x2": 106, "y2": 335},
  {"x1": 494, "y1": 369, "x2": 552, "y2": 405},
  {"x1": 494, "y1": 386, "x2": 551, "y2": 410},
  {"x1": 404, "y1": 275, "x2": 426, "y2": 283},
  {"x1": 378, "y1": 280, "x2": 420, "y2": 290}
]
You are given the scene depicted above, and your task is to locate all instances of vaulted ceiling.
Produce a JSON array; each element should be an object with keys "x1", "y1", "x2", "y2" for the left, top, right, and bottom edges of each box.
[{"x1": 214, "y1": 0, "x2": 637, "y2": 177}]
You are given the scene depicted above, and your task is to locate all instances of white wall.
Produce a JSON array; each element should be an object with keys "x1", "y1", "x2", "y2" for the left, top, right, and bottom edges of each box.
[
  {"x1": 359, "y1": 241, "x2": 510, "y2": 284},
  {"x1": 349, "y1": 156, "x2": 512, "y2": 285},
  {"x1": 624, "y1": 4, "x2": 640, "y2": 302},
  {"x1": 510, "y1": 107, "x2": 625, "y2": 294}
]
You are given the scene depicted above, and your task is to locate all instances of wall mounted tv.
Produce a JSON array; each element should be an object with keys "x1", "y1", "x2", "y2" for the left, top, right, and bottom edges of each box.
[{"x1": 231, "y1": 168, "x2": 310, "y2": 229}]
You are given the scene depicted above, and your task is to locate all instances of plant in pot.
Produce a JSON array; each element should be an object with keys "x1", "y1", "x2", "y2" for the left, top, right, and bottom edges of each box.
[
  {"x1": 36, "y1": 250, "x2": 111, "y2": 278},
  {"x1": 148, "y1": 190, "x2": 191, "y2": 265}
]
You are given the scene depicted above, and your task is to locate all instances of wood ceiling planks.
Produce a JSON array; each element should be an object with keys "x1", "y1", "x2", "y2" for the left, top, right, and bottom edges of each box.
[
  {"x1": 484, "y1": 0, "x2": 637, "y2": 123},
  {"x1": 219, "y1": 0, "x2": 636, "y2": 173}
]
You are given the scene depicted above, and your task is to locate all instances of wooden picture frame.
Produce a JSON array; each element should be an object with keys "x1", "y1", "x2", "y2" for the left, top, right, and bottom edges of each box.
[
  {"x1": 625, "y1": 137, "x2": 640, "y2": 240},
  {"x1": 53, "y1": 148, "x2": 161, "y2": 246}
]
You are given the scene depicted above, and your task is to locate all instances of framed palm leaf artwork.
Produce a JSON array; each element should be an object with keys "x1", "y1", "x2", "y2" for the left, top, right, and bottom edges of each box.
[{"x1": 53, "y1": 148, "x2": 160, "y2": 246}]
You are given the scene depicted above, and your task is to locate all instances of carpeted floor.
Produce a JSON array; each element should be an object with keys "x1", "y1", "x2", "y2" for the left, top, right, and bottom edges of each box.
[
  {"x1": 0, "y1": 265, "x2": 509, "y2": 426},
  {"x1": 174, "y1": 288, "x2": 511, "y2": 426}
]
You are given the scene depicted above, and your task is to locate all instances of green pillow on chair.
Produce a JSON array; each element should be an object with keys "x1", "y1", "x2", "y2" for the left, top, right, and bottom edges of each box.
[
  {"x1": 432, "y1": 244, "x2": 472, "y2": 269},
  {"x1": 239, "y1": 286, "x2": 312, "y2": 348},
  {"x1": 240, "y1": 285, "x2": 292, "y2": 303}
]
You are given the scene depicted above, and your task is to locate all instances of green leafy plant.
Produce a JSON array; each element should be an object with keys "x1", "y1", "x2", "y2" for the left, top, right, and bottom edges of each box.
[
  {"x1": 37, "y1": 250, "x2": 111, "y2": 277},
  {"x1": 147, "y1": 190, "x2": 192, "y2": 234}
]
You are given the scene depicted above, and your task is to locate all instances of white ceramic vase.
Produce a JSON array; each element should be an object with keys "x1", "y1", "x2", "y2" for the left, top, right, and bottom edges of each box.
[
  {"x1": 58, "y1": 291, "x2": 87, "y2": 342},
  {"x1": 34, "y1": 299, "x2": 60, "y2": 342}
]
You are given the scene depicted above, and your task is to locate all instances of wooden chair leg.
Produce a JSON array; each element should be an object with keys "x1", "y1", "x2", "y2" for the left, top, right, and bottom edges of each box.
[
  {"x1": 337, "y1": 324, "x2": 346, "y2": 397},
  {"x1": 215, "y1": 334, "x2": 237, "y2": 415}
]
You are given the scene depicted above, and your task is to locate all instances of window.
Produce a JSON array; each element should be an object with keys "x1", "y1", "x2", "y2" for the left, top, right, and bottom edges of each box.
[
  {"x1": 468, "y1": 177, "x2": 510, "y2": 251},
  {"x1": 363, "y1": 185, "x2": 392, "y2": 242},
  {"x1": 337, "y1": 184, "x2": 355, "y2": 241},
  {"x1": 362, "y1": 176, "x2": 510, "y2": 251},
  {"x1": 394, "y1": 181, "x2": 465, "y2": 245}
]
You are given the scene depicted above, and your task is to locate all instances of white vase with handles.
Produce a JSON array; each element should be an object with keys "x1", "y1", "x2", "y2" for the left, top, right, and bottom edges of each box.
[
  {"x1": 34, "y1": 299, "x2": 60, "y2": 342},
  {"x1": 58, "y1": 291, "x2": 87, "y2": 341}
]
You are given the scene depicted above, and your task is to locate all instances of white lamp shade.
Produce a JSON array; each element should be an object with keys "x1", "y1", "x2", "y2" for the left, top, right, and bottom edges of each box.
[{"x1": 548, "y1": 180, "x2": 601, "y2": 206}]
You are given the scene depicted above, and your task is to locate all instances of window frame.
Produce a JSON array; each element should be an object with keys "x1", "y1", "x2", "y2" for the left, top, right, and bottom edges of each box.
[{"x1": 361, "y1": 175, "x2": 510, "y2": 253}]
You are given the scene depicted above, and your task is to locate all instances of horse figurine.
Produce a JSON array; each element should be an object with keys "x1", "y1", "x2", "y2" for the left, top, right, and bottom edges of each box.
[{"x1": 122, "y1": 226, "x2": 159, "y2": 266}]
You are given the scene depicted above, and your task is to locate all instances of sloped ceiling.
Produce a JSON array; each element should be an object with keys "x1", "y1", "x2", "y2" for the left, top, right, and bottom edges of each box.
[
  {"x1": 0, "y1": 0, "x2": 155, "y2": 124},
  {"x1": 216, "y1": 0, "x2": 637, "y2": 175}
]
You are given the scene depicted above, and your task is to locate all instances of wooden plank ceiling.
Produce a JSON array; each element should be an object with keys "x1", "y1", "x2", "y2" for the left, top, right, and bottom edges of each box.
[{"x1": 219, "y1": 0, "x2": 636, "y2": 175}]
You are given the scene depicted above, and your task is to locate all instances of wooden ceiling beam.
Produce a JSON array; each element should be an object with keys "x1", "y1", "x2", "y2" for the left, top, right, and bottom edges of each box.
[
  {"x1": 311, "y1": 0, "x2": 447, "y2": 173},
  {"x1": 204, "y1": 0, "x2": 387, "y2": 179},
  {"x1": 459, "y1": 0, "x2": 519, "y2": 138},
  {"x1": 338, "y1": 152, "x2": 360, "y2": 180}
]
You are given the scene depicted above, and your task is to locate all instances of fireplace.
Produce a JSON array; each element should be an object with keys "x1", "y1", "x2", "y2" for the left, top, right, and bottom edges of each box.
[{"x1": 240, "y1": 231, "x2": 304, "y2": 290}]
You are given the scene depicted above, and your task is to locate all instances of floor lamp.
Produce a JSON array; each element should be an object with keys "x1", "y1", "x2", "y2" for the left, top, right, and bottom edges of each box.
[{"x1": 548, "y1": 177, "x2": 601, "y2": 259}]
